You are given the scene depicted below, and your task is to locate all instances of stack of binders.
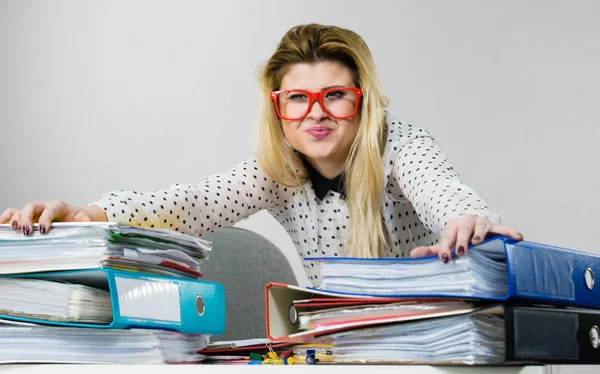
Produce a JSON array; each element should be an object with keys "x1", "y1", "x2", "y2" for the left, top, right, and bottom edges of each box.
[
  {"x1": 264, "y1": 236, "x2": 600, "y2": 365},
  {"x1": 0, "y1": 222, "x2": 226, "y2": 364}
]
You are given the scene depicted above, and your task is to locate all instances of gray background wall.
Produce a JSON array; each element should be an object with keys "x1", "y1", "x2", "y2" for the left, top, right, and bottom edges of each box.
[{"x1": 1, "y1": 0, "x2": 598, "y2": 290}]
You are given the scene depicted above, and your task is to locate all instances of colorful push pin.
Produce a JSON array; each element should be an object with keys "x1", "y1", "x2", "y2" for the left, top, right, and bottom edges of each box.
[
  {"x1": 248, "y1": 360, "x2": 263, "y2": 365},
  {"x1": 283, "y1": 356, "x2": 294, "y2": 365},
  {"x1": 305, "y1": 349, "x2": 318, "y2": 364},
  {"x1": 249, "y1": 353, "x2": 263, "y2": 361}
]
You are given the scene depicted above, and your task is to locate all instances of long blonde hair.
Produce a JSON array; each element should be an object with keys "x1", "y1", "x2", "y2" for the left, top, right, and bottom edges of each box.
[{"x1": 255, "y1": 23, "x2": 389, "y2": 258}]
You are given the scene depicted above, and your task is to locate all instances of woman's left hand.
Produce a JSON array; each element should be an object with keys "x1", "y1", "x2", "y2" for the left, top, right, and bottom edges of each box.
[{"x1": 409, "y1": 214, "x2": 523, "y2": 263}]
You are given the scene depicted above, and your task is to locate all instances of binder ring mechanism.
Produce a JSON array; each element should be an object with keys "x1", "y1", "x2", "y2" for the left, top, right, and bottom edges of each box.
[
  {"x1": 590, "y1": 326, "x2": 600, "y2": 349},
  {"x1": 195, "y1": 295, "x2": 205, "y2": 316},
  {"x1": 585, "y1": 268, "x2": 595, "y2": 290}
]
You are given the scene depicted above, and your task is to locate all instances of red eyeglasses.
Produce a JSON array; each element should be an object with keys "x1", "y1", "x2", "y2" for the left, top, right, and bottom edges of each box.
[{"x1": 270, "y1": 87, "x2": 363, "y2": 120}]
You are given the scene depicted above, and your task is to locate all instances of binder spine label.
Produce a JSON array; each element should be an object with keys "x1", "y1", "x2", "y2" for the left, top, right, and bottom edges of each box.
[
  {"x1": 512, "y1": 308, "x2": 579, "y2": 360},
  {"x1": 115, "y1": 276, "x2": 181, "y2": 322},
  {"x1": 508, "y1": 242, "x2": 575, "y2": 300}
]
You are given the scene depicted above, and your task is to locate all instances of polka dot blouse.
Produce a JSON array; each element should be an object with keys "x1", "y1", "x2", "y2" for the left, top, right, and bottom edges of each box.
[{"x1": 89, "y1": 110, "x2": 500, "y2": 286}]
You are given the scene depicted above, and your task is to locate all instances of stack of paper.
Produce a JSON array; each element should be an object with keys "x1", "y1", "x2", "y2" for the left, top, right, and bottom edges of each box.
[
  {"x1": 268, "y1": 235, "x2": 600, "y2": 365},
  {"x1": 0, "y1": 325, "x2": 209, "y2": 364},
  {"x1": 316, "y1": 245, "x2": 507, "y2": 297},
  {"x1": 0, "y1": 222, "x2": 211, "y2": 278},
  {"x1": 0, "y1": 222, "x2": 222, "y2": 364},
  {"x1": 0, "y1": 278, "x2": 111, "y2": 323},
  {"x1": 296, "y1": 299, "x2": 473, "y2": 331},
  {"x1": 328, "y1": 312, "x2": 505, "y2": 364}
]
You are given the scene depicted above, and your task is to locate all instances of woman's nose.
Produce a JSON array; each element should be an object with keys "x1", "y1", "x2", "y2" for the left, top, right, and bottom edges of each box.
[{"x1": 306, "y1": 99, "x2": 328, "y2": 120}]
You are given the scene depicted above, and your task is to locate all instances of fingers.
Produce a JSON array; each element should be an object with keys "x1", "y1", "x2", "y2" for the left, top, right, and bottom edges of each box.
[
  {"x1": 37, "y1": 201, "x2": 68, "y2": 234},
  {"x1": 455, "y1": 215, "x2": 477, "y2": 257},
  {"x1": 1, "y1": 209, "x2": 16, "y2": 226},
  {"x1": 0, "y1": 209, "x2": 12, "y2": 224},
  {"x1": 11, "y1": 210, "x2": 21, "y2": 229},
  {"x1": 489, "y1": 223, "x2": 524, "y2": 241},
  {"x1": 0, "y1": 209, "x2": 20, "y2": 229},
  {"x1": 72, "y1": 210, "x2": 92, "y2": 222},
  {"x1": 410, "y1": 245, "x2": 439, "y2": 258},
  {"x1": 3, "y1": 200, "x2": 90, "y2": 236},
  {"x1": 411, "y1": 216, "x2": 524, "y2": 265},
  {"x1": 471, "y1": 216, "x2": 491, "y2": 245},
  {"x1": 437, "y1": 223, "x2": 458, "y2": 263},
  {"x1": 19, "y1": 202, "x2": 46, "y2": 236}
]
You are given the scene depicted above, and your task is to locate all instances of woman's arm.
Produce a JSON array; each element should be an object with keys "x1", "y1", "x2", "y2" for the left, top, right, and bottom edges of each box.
[
  {"x1": 390, "y1": 136, "x2": 500, "y2": 234},
  {"x1": 389, "y1": 136, "x2": 522, "y2": 261},
  {"x1": 87, "y1": 158, "x2": 293, "y2": 236}
]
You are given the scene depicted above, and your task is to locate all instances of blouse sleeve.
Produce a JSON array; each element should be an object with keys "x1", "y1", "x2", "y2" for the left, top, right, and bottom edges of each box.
[
  {"x1": 87, "y1": 158, "x2": 293, "y2": 236},
  {"x1": 389, "y1": 136, "x2": 501, "y2": 236}
]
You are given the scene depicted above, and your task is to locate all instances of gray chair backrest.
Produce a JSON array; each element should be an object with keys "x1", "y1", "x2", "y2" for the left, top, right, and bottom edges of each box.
[{"x1": 200, "y1": 227, "x2": 298, "y2": 340}]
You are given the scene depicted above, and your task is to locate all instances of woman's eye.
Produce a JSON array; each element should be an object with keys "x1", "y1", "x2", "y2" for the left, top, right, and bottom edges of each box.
[
  {"x1": 325, "y1": 90, "x2": 346, "y2": 99},
  {"x1": 288, "y1": 94, "x2": 307, "y2": 100}
]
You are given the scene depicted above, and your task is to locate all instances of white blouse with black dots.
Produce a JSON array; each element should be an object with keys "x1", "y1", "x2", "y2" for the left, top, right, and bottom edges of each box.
[{"x1": 89, "y1": 111, "x2": 500, "y2": 286}]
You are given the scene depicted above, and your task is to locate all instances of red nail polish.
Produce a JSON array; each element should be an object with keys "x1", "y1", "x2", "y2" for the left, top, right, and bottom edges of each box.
[
  {"x1": 40, "y1": 224, "x2": 46, "y2": 234},
  {"x1": 457, "y1": 246, "x2": 464, "y2": 255},
  {"x1": 473, "y1": 236, "x2": 481, "y2": 242},
  {"x1": 23, "y1": 226, "x2": 30, "y2": 235},
  {"x1": 442, "y1": 254, "x2": 449, "y2": 263},
  {"x1": 11, "y1": 220, "x2": 18, "y2": 229}
]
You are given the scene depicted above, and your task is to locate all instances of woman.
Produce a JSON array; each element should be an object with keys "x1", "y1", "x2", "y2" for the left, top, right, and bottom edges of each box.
[{"x1": 0, "y1": 23, "x2": 522, "y2": 285}]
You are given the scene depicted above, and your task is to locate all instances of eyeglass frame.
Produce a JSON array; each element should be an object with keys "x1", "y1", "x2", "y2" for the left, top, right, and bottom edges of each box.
[{"x1": 270, "y1": 87, "x2": 363, "y2": 120}]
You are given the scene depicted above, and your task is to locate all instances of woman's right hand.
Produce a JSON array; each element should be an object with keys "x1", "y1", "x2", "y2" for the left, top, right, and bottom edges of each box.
[{"x1": 0, "y1": 201, "x2": 107, "y2": 235}]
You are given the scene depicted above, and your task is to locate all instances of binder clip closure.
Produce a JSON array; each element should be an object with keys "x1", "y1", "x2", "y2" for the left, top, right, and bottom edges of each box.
[{"x1": 261, "y1": 343, "x2": 286, "y2": 365}]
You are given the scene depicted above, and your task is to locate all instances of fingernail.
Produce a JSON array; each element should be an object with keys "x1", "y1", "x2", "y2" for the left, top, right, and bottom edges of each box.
[
  {"x1": 442, "y1": 254, "x2": 449, "y2": 263},
  {"x1": 11, "y1": 220, "x2": 18, "y2": 229},
  {"x1": 473, "y1": 236, "x2": 481, "y2": 242},
  {"x1": 23, "y1": 225, "x2": 30, "y2": 235},
  {"x1": 457, "y1": 246, "x2": 464, "y2": 255},
  {"x1": 40, "y1": 224, "x2": 46, "y2": 234}
]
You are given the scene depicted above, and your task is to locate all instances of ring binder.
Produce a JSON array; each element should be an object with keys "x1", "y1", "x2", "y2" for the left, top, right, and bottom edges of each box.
[
  {"x1": 0, "y1": 267, "x2": 226, "y2": 334},
  {"x1": 305, "y1": 235, "x2": 600, "y2": 309}
]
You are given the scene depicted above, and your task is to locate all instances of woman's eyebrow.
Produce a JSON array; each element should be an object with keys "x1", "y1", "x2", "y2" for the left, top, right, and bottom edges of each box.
[
  {"x1": 321, "y1": 85, "x2": 346, "y2": 90},
  {"x1": 280, "y1": 84, "x2": 349, "y2": 91}
]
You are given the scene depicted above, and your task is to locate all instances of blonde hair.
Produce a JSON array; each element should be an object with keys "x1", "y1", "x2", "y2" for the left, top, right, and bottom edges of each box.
[{"x1": 255, "y1": 23, "x2": 389, "y2": 258}]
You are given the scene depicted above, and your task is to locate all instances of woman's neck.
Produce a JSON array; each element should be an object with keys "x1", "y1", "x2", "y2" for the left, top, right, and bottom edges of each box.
[{"x1": 305, "y1": 157, "x2": 345, "y2": 179}]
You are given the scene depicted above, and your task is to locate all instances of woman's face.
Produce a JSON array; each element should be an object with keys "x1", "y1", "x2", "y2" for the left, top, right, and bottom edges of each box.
[{"x1": 278, "y1": 61, "x2": 360, "y2": 174}]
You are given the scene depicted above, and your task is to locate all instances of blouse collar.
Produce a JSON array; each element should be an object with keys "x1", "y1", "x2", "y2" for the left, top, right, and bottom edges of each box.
[{"x1": 301, "y1": 157, "x2": 346, "y2": 201}]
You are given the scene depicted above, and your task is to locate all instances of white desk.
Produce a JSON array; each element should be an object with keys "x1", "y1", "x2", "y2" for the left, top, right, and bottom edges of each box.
[
  {"x1": 0, "y1": 365, "x2": 547, "y2": 374},
  {"x1": 1, "y1": 364, "x2": 598, "y2": 374},
  {"x1": 0, "y1": 364, "x2": 552, "y2": 374}
]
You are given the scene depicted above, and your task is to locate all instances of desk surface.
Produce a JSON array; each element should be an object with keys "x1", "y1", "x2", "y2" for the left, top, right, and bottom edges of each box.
[
  {"x1": 0, "y1": 364, "x2": 548, "y2": 374},
  {"x1": 1, "y1": 364, "x2": 599, "y2": 373}
]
